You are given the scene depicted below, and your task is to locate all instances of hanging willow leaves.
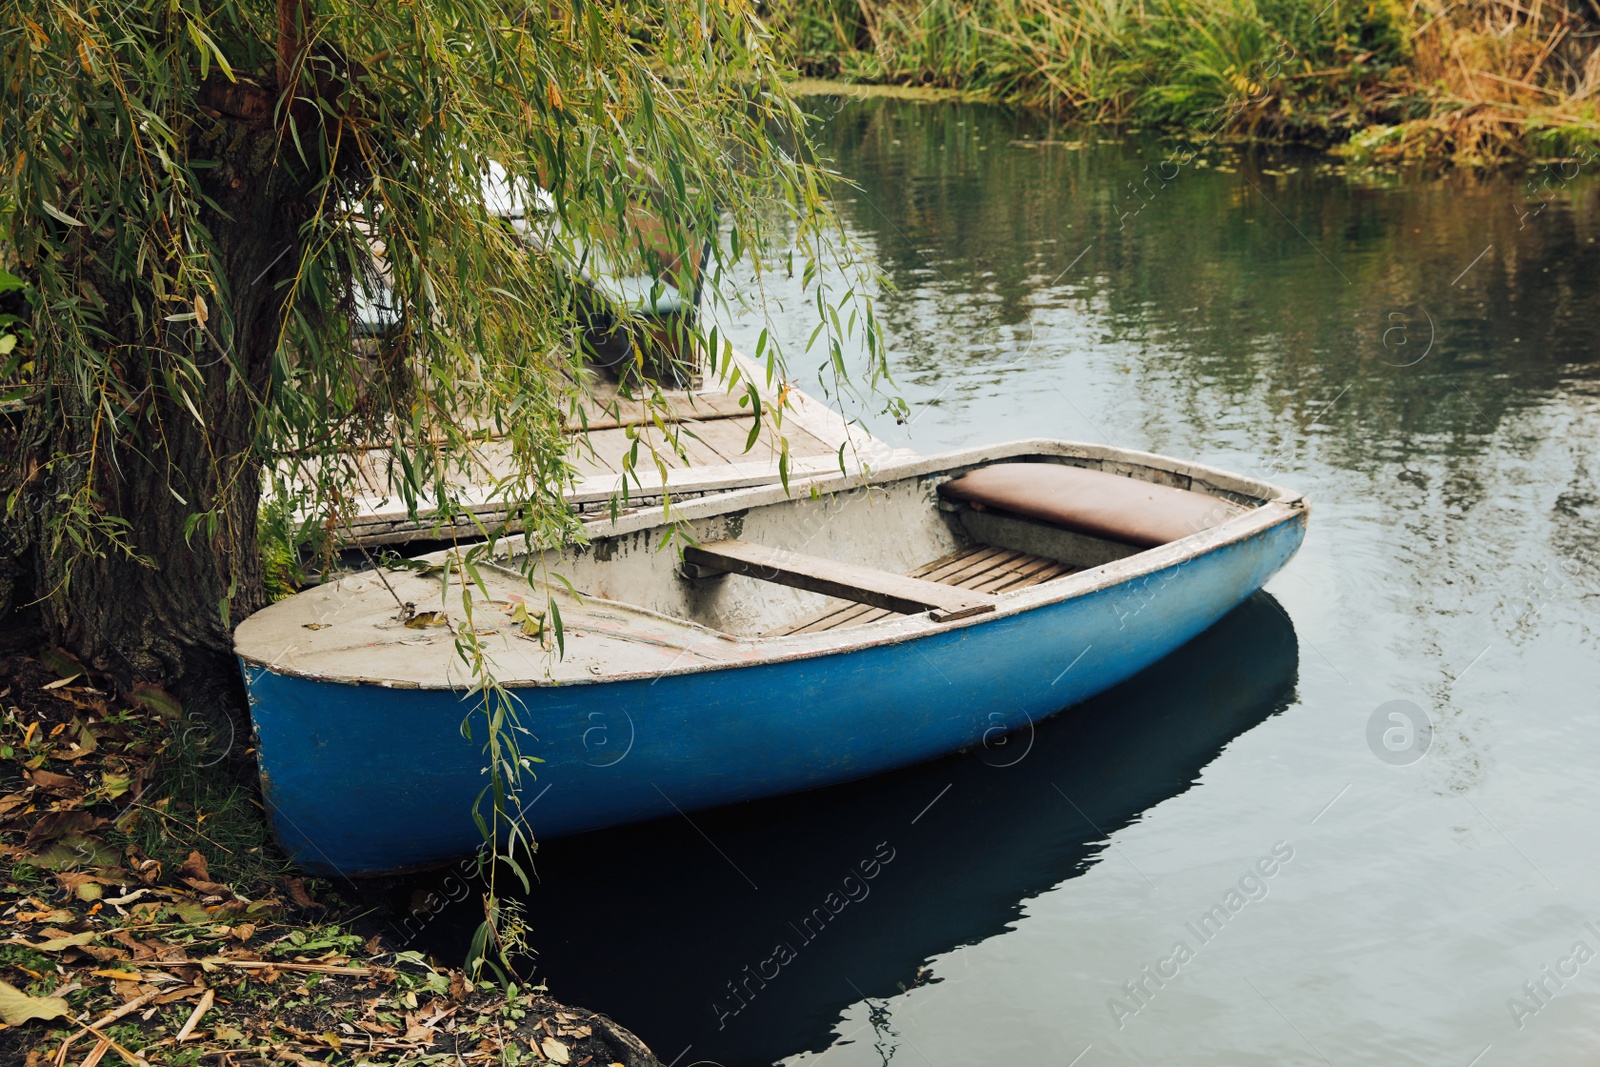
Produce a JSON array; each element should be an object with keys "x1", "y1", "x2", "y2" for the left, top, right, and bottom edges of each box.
[
  {"x1": 2, "y1": 0, "x2": 889, "y2": 983},
  {"x1": 1, "y1": 0, "x2": 886, "y2": 688}
]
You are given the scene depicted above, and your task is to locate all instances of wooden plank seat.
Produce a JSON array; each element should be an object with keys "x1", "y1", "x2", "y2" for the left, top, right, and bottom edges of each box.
[
  {"x1": 772, "y1": 544, "x2": 1078, "y2": 636},
  {"x1": 683, "y1": 539, "x2": 998, "y2": 623},
  {"x1": 937, "y1": 462, "x2": 1244, "y2": 549}
]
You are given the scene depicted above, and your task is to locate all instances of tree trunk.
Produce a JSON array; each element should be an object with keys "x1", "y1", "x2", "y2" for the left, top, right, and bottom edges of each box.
[{"x1": 24, "y1": 115, "x2": 309, "y2": 714}]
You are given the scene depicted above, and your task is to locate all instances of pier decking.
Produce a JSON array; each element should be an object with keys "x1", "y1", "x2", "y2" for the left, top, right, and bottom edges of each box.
[{"x1": 337, "y1": 351, "x2": 911, "y2": 546}]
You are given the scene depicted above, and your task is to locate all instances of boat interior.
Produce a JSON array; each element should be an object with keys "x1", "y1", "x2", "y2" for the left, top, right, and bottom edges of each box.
[{"x1": 522, "y1": 453, "x2": 1265, "y2": 640}]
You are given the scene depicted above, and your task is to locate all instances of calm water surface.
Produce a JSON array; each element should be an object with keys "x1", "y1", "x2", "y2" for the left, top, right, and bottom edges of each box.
[{"x1": 429, "y1": 96, "x2": 1600, "y2": 1065}]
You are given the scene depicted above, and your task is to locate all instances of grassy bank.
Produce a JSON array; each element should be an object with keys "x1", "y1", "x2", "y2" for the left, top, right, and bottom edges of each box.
[
  {"x1": 0, "y1": 649, "x2": 660, "y2": 1066},
  {"x1": 772, "y1": 0, "x2": 1600, "y2": 164}
]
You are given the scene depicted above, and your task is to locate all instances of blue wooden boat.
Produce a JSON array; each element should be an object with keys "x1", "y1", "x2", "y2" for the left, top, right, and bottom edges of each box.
[{"x1": 234, "y1": 440, "x2": 1308, "y2": 876}]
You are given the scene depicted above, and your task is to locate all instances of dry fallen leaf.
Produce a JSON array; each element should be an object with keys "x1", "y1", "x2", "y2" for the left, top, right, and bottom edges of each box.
[
  {"x1": 541, "y1": 1036, "x2": 572, "y2": 1064},
  {"x1": 8, "y1": 929, "x2": 96, "y2": 952},
  {"x1": 285, "y1": 877, "x2": 319, "y2": 909},
  {"x1": 178, "y1": 849, "x2": 210, "y2": 882},
  {"x1": 56, "y1": 869, "x2": 128, "y2": 894},
  {"x1": 27, "y1": 768, "x2": 80, "y2": 795},
  {"x1": 55, "y1": 723, "x2": 98, "y2": 759},
  {"x1": 40, "y1": 646, "x2": 85, "y2": 680},
  {"x1": 14, "y1": 907, "x2": 75, "y2": 924},
  {"x1": 26, "y1": 809, "x2": 105, "y2": 846},
  {"x1": 0, "y1": 979, "x2": 69, "y2": 1025},
  {"x1": 404, "y1": 610, "x2": 449, "y2": 629},
  {"x1": 110, "y1": 929, "x2": 154, "y2": 957},
  {"x1": 157, "y1": 983, "x2": 205, "y2": 1004},
  {"x1": 78, "y1": 943, "x2": 129, "y2": 962},
  {"x1": 182, "y1": 875, "x2": 234, "y2": 897},
  {"x1": 91, "y1": 968, "x2": 147, "y2": 981}
]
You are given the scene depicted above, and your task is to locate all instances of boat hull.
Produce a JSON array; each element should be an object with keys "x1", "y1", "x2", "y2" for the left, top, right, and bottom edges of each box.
[{"x1": 243, "y1": 510, "x2": 1305, "y2": 876}]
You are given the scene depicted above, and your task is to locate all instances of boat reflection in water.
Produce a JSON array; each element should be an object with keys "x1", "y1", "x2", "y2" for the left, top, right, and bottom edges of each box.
[{"x1": 408, "y1": 590, "x2": 1298, "y2": 1066}]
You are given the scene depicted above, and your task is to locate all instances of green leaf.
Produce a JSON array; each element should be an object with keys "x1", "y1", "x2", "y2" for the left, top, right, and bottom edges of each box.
[
  {"x1": 549, "y1": 597, "x2": 565, "y2": 657},
  {"x1": 132, "y1": 682, "x2": 183, "y2": 719},
  {"x1": 28, "y1": 833, "x2": 120, "y2": 870},
  {"x1": 39, "y1": 201, "x2": 83, "y2": 227},
  {"x1": 499, "y1": 853, "x2": 532, "y2": 894},
  {"x1": 172, "y1": 901, "x2": 210, "y2": 923}
]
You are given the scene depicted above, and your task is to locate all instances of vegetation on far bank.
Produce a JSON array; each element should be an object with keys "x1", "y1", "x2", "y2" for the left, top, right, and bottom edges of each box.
[{"x1": 770, "y1": 0, "x2": 1600, "y2": 164}]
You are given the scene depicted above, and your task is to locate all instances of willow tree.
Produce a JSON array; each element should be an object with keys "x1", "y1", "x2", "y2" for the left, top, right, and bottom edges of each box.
[{"x1": 1, "y1": 0, "x2": 875, "y2": 708}]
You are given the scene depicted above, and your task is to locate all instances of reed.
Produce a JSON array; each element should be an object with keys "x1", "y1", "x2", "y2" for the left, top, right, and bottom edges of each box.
[
  {"x1": 773, "y1": 0, "x2": 1600, "y2": 163},
  {"x1": 1355, "y1": 0, "x2": 1600, "y2": 162}
]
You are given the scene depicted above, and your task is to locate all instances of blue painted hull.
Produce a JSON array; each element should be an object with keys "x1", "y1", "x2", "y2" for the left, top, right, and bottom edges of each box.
[{"x1": 243, "y1": 512, "x2": 1305, "y2": 876}]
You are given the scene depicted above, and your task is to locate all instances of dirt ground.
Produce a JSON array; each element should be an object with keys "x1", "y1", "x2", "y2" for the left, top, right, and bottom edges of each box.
[{"x1": 0, "y1": 648, "x2": 662, "y2": 1066}]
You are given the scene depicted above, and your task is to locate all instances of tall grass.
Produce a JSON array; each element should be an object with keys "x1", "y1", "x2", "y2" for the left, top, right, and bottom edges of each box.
[
  {"x1": 1367, "y1": 0, "x2": 1600, "y2": 162},
  {"x1": 773, "y1": 0, "x2": 1600, "y2": 162}
]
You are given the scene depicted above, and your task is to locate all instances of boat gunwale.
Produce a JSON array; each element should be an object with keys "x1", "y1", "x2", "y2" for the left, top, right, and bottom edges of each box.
[
  {"x1": 515, "y1": 436, "x2": 1302, "y2": 549},
  {"x1": 235, "y1": 438, "x2": 1308, "y2": 688}
]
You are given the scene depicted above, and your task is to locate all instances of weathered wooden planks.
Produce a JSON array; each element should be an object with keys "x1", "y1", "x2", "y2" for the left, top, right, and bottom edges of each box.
[
  {"x1": 564, "y1": 387, "x2": 750, "y2": 431},
  {"x1": 329, "y1": 348, "x2": 908, "y2": 546},
  {"x1": 683, "y1": 539, "x2": 998, "y2": 622},
  {"x1": 775, "y1": 544, "x2": 1078, "y2": 635}
]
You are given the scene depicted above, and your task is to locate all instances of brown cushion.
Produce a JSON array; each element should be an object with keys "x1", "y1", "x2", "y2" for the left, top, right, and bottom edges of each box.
[{"x1": 937, "y1": 462, "x2": 1244, "y2": 548}]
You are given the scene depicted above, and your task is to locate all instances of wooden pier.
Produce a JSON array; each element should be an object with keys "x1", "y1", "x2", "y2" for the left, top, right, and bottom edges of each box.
[{"x1": 338, "y1": 351, "x2": 912, "y2": 546}]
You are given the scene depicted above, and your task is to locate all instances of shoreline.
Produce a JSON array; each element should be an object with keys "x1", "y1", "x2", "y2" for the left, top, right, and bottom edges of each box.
[
  {"x1": 776, "y1": 0, "x2": 1600, "y2": 168},
  {"x1": 0, "y1": 647, "x2": 664, "y2": 1066}
]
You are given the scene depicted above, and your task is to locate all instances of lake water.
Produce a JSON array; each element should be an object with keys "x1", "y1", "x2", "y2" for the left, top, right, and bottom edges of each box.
[{"x1": 423, "y1": 94, "x2": 1600, "y2": 1065}]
